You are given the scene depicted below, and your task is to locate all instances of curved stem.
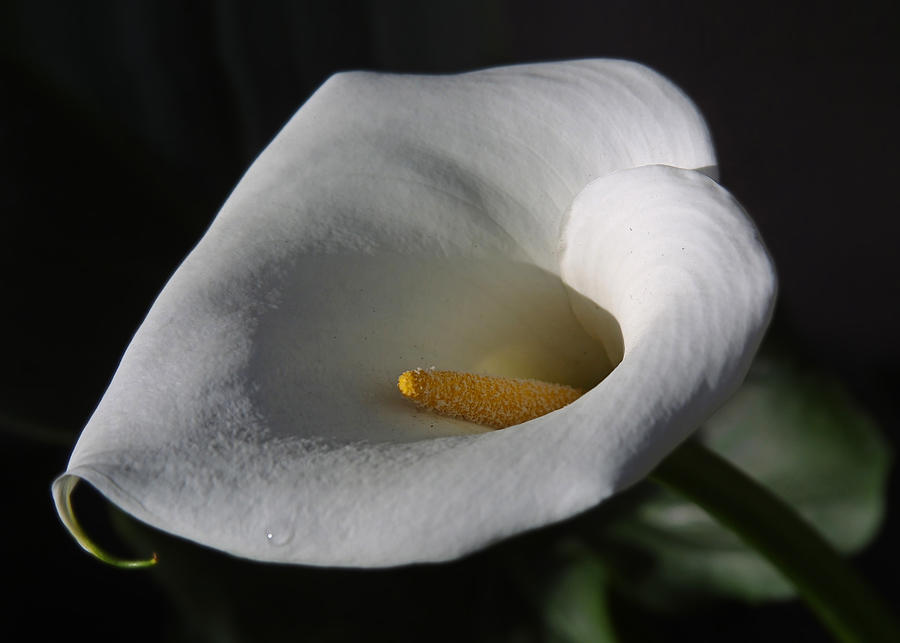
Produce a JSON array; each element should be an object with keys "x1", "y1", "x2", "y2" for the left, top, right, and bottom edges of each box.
[{"x1": 650, "y1": 440, "x2": 898, "y2": 643}]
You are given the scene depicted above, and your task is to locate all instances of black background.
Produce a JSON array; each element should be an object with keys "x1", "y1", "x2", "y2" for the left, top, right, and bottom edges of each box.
[{"x1": 2, "y1": 1, "x2": 897, "y2": 641}]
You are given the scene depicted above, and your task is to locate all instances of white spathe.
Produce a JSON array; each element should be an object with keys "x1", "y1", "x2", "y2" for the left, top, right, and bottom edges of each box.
[{"x1": 53, "y1": 60, "x2": 775, "y2": 567}]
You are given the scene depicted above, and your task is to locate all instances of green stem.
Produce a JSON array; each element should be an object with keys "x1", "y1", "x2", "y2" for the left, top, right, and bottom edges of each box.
[{"x1": 650, "y1": 440, "x2": 898, "y2": 643}]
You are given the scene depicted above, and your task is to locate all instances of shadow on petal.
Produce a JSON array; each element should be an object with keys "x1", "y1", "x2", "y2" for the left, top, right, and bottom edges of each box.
[{"x1": 248, "y1": 254, "x2": 621, "y2": 443}]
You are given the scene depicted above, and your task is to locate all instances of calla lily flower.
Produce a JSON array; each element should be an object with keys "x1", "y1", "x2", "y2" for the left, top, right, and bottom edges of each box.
[{"x1": 53, "y1": 59, "x2": 775, "y2": 567}]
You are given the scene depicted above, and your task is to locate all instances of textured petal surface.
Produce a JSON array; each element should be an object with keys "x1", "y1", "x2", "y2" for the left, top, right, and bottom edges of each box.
[
  {"x1": 53, "y1": 60, "x2": 774, "y2": 566},
  {"x1": 559, "y1": 165, "x2": 776, "y2": 489}
]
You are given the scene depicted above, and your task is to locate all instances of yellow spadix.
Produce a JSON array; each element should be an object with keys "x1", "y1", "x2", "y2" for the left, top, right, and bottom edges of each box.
[{"x1": 398, "y1": 368, "x2": 584, "y2": 429}]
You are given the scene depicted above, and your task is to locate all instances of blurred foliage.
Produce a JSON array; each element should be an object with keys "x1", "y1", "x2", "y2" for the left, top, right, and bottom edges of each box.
[
  {"x1": 596, "y1": 351, "x2": 891, "y2": 607},
  {"x1": 540, "y1": 544, "x2": 618, "y2": 643}
]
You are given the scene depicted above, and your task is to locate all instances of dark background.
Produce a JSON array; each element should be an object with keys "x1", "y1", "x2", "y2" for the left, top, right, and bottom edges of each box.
[{"x1": 2, "y1": 1, "x2": 897, "y2": 641}]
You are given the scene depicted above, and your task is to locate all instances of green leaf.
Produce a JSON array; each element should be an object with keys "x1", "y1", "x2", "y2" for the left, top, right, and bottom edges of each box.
[
  {"x1": 603, "y1": 354, "x2": 891, "y2": 604},
  {"x1": 542, "y1": 544, "x2": 619, "y2": 643}
]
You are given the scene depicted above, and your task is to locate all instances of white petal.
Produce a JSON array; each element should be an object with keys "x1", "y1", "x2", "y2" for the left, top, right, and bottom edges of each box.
[
  {"x1": 559, "y1": 164, "x2": 776, "y2": 489},
  {"x1": 53, "y1": 60, "x2": 773, "y2": 567}
]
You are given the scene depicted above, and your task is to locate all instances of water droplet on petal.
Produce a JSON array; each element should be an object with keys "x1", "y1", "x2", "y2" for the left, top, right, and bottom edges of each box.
[{"x1": 263, "y1": 522, "x2": 293, "y2": 547}]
